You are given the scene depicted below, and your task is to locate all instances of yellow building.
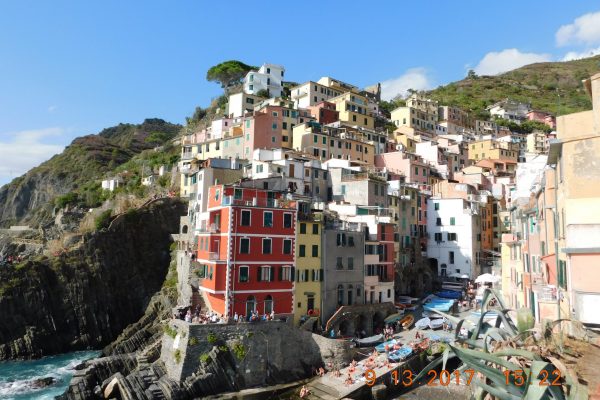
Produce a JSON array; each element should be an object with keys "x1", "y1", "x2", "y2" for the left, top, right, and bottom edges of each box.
[
  {"x1": 393, "y1": 129, "x2": 417, "y2": 153},
  {"x1": 293, "y1": 213, "x2": 323, "y2": 326},
  {"x1": 292, "y1": 122, "x2": 374, "y2": 164},
  {"x1": 500, "y1": 232, "x2": 525, "y2": 308},
  {"x1": 328, "y1": 92, "x2": 374, "y2": 129},
  {"x1": 391, "y1": 94, "x2": 438, "y2": 134},
  {"x1": 468, "y1": 139, "x2": 519, "y2": 162}
]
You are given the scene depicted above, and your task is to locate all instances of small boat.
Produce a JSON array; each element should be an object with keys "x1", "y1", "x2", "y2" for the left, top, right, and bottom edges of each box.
[
  {"x1": 388, "y1": 345, "x2": 413, "y2": 362},
  {"x1": 429, "y1": 318, "x2": 444, "y2": 330},
  {"x1": 415, "y1": 317, "x2": 431, "y2": 330},
  {"x1": 384, "y1": 312, "x2": 404, "y2": 324},
  {"x1": 436, "y1": 290, "x2": 462, "y2": 299},
  {"x1": 400, "y1": 314, "x2": 415, "y2": 329},
  {"x1": 353, "y1": 334, "x2": 384, "y2": 347},
  {"x1": 375, "y1": 339, "x2": 399, "y2": 353}
]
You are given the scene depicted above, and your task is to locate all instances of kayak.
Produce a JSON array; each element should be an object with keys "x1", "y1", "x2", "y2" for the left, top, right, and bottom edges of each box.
[{"x1": 436, "y1": 290, "x2": 462, "y2": 299}]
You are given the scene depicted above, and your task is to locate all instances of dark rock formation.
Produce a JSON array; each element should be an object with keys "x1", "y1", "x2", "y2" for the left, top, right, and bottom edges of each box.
[{"x1": 0, "y1": 198, "x2": 185, "y2": 360}]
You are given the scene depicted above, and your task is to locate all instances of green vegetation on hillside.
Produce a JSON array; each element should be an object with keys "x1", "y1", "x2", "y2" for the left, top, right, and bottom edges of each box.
[{"x1": 425, "y1": 55, "x2": 600, "y2": 118}]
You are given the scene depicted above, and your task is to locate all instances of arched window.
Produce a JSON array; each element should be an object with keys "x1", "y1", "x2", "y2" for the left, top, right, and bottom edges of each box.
[
  {"x1": 337, "y1": 284, "x2": 344, "y2": 306},
  {"x1": 245, "y1": 296, "x2": 256, "y2": 319},
  {"x1": 181, "y1": 225, "x2": 189, "y2": 234},
  {"x1": 264, "y1": 295, "x2": 273, "y2": 314}
]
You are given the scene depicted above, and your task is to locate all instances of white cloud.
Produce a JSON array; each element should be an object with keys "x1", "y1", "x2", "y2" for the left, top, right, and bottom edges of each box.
[
  {"x1": 473, "y1": 49, "x2": 552, "y2": 76},
  {"x1": 380, "y1": 68, "x2": 433, "y2": 101},
  {"x1": 562, "y1": 45, "x2": 600, "y2": 61},
  {"x1": 556, "y1": 11, "x2": 600, "y2": 47},
  {"x1": 0, "y1": 128, "x2": 65, "y2": 186}
]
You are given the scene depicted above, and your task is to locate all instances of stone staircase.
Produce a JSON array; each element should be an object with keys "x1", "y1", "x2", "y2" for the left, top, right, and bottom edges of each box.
[{"x1": 305, "y1": 380, "x2": 341, "y2": 400}]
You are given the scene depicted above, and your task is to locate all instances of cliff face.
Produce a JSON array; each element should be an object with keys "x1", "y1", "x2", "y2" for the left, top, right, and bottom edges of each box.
[{"x1": 0, "y1": 198, "x2": 186, "y2": 360}]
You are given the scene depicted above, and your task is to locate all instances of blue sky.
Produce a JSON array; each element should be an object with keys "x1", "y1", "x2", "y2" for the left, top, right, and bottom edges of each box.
[{"x1": 1, "y1": 1, "x2": 600, "y2": 185}]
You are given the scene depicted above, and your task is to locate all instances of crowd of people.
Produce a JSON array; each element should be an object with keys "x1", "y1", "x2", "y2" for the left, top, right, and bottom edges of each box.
[{"x1": 173, "y1": 306, "x2": 278, "y2": 325}]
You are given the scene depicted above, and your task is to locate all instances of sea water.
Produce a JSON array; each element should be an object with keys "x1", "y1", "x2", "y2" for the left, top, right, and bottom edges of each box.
[{"x1": 0, "y1": 351, "x2": 100, "y2": 400}]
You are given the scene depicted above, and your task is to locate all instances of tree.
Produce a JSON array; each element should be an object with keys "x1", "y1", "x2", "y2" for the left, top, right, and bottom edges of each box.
[
  {"x1": 255, "y1": 89, "x2": 269, "y2": 98},
  {"x1": 206, "y1": 60, "x2": 257, "y2": 89},
  {"x1": 467, "y1": 69, "x2": 478, "y2": 80}
]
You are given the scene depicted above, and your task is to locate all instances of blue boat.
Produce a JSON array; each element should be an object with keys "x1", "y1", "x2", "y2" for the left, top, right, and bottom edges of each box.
[
  {"x1": 388, "y1": 345, "x2": 413, "y2": 362},
  {"x1": 436, "y1": 290, "x2": 462, "y2": 299},
  {"x1": 375, "y1": 339, "x2": 399, "y2": 353},
  {"x1": 423, "y1": 302, "x2": 454, "y2": 312}
]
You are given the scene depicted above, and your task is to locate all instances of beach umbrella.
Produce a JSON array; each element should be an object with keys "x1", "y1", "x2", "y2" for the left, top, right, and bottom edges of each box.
[
  {"x1": 449, "y1": 272, "x2": 470, "y2": 279},
  {"x1": 475, "y1": 273, "x2": 499, "y2": 283}
]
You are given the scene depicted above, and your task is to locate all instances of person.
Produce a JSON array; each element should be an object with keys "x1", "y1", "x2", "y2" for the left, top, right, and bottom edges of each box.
[
  {"x1": 184, "y1": 310, "x2": 192, "y2": 323},
  {"x1": 270, "y1": 310, "x2": 275, "y2": 320},
  {"x1": 329, "y1": 328, "x2": 335, "y2": 338},
  {"x1": 299, "y1": 386, "x2": 310, "y2": 398},
  {"x1": 233, "y1": 312, "x2": 238, "y2": 323}
]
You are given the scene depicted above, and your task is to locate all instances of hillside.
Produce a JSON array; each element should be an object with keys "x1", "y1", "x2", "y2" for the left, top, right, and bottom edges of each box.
[
  {"x1": 0, "y1": 119, "x2": 181, "y2": 228},
  {"x1": 426, "y1": 55, "x2": 600, "y2": 119}
]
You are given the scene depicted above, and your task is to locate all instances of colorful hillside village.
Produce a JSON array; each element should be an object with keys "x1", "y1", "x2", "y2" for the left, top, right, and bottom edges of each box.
[{"x1": 171, "y1": 63, "x2": 600, "y2": 335}]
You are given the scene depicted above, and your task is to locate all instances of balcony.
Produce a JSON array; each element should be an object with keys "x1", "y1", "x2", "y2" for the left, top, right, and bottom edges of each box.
[
  {"x1": 198, "y1": 224, "x2": 220, "y2": 233},
  {"x1": 181, "y1": 152, "x2": 195, "y2": 161},
  {"x1": 208, "y1": 252, "x2": 222, "y2": 261},
  {"x1": 222, "y1": 196, "x2": 297, "y2": 210}
]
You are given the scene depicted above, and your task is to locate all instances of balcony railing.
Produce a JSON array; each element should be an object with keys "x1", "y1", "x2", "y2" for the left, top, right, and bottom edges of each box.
[
  {"x1": 208, "y1": 252, "x2": 222, "y2": 261},
  {"x1": 181, "y1": 152, "x2": 195, "y2": 160},
  {"x1": 222, "y1": 196, "x2": 297, "y2": 209},
  {"x1": 198, "y1": 224, "x2": 220, "y2": 233}
]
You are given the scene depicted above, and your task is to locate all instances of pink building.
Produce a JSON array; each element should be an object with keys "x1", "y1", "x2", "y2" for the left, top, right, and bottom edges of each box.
[
  {"x1": 527, "y1": 110, "x2": 556, "y2": 129},
  {"x1": 307, "y1": 101, "x2": 339, "y2": 125},
  {"x1": 375, "y1": 151, "x2": 430, "y2": 184}
]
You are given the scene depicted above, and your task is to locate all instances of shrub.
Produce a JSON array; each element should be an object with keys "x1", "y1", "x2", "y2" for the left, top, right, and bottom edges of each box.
[
  {"x1": 218, "y1": 345, "x2": 228, "y2": 352},
  {"x1": 174, "y1": 349, "x2": 181, "y2": 363},
  {"x1": 199, "y1": 353, "x2": 211, "y2": 364},
  {"x1": 94, "y1": 209, "x2": 113, "y2": 231},
  {"x1": 55, "y1": 192, "x2": 79, "y2": 209},
  {"x1": 207, "y1": 332, "x2": 218, "y2": 344},
  {"x1": 189, "y1": 337, "x2": 199, "y2": 346},
  {"x1": 163, "y1": 324, "x2": 177, "y2": 339},
  {"x1": 232, "y1": 342, "x2": 246, "y2": 360}
]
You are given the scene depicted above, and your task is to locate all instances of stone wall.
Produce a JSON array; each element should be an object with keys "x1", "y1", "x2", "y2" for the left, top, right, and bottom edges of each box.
[{"x1": 161, "y1": 320, "x2": 351, "y2": 388}]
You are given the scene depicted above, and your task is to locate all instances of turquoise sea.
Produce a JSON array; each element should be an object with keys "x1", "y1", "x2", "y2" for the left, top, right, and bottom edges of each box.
[{"x1": 0, "y1": 351, "x2": 100, "y2": 400}]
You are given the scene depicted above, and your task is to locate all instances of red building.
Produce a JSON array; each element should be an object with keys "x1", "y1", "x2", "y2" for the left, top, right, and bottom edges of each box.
[
  {"x1": 307, "y1": 101, "x2": 339, "y2": 125},
  {"x1": 197, "y1": 185, "x2": 296, "y2": 319}
]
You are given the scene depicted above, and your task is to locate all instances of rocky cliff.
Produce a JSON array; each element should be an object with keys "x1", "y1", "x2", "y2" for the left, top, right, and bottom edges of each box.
[{"x1": 0, "y1": 198, "x2": 186, "y2": 360}]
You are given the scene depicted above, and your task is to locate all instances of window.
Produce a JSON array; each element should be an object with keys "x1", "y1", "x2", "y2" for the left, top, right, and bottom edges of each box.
[
  {"x1": 347, "y1": 257, "x2": 354, "y2": 270},
  {"x1": 477, "y1": 233, "x2": 481, "y2": 242},
  {"x1": 312, "y1": 245, "x2": 319, "y2": 257},
  {"x1": 313, "y1": 135, "x2": 318, "y2": 143},
  {"x1": 240, "y1": 238, "x2": 250, "y2": 254},
  {"x1": 262, "y1": 238, "x2": 272, "y2": 254},
  {"x1": 281, "y1": 266, "x2": 292, "y2": 281},
  {"x1": 434, "y1": 232, "x2": 442, "y2": 242},
  {"x1": 348, "y1": 236, "x2": 355, "y2": 247},
  {"x1": 249, "y1": 84, "x2": 253, "y2": 91},
  {"x1": 300, "y1": 223, "x2": 307, "y2": 234},
  {"x1": 260, "y1": 266, "x2": 272, "y2": 282},
  {"x1": 283, "y1": 213, "x2": 292, "y2": 228},
  {"x1": 283, "y1": 239, "x2": 292, "y2": 254},
  {"x1": 241, "y1": 210, "x2": 251, "y2": 226},
  {"x1": 263, "y1": 211, "x2": 273, "y2": 227},
  {"x1": 239, "y1": 266, "x2": 249, "y2": 282},
  {"x1": 436, "y1": 217, "x2": 442, "y2": 226},
  {"x1": 450, "y1": 217, "x2": 456, "y2": 226},
  {"x1": 352, "y1": 115, "x2": 357, "y2": 122},
  {"x1": 434, "y1": 203, "x2": 439, "y2": 210},
  {"x1": 449, "y1": 251, "x2": 455, "y2": 264},
  {"x1": 558, "y1": 260, "x2": 567, "y2": 289},
  {"x1": 336, "y1": 257, "x2": 343, "y2": 269},
  {"x1": 337, "y1": 285, "x2": 344, "y2": 306},
  {"x1": 264, "y1": 295, "x2": 273, "y2": 314},
  {"x1": 299, "y1": 245, "x2": 306, "y2": 257},
  {"x1": 256, "y1": 164, "x2": 264, "y2": 173},
  {"x1": 314, "y1": 169, "x2": 319, "y2": 178},
  {"x1": 341, "y1": 185, "x2": 346, "y2": 195},
  {"x1": 447, "y1": 232, "x2": 457, "y2": 241}
]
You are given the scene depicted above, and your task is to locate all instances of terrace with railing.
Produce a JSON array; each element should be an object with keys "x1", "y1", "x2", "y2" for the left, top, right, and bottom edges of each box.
[{"x1": 221, "y1": 195, "x2": 297, "y2": 210}]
